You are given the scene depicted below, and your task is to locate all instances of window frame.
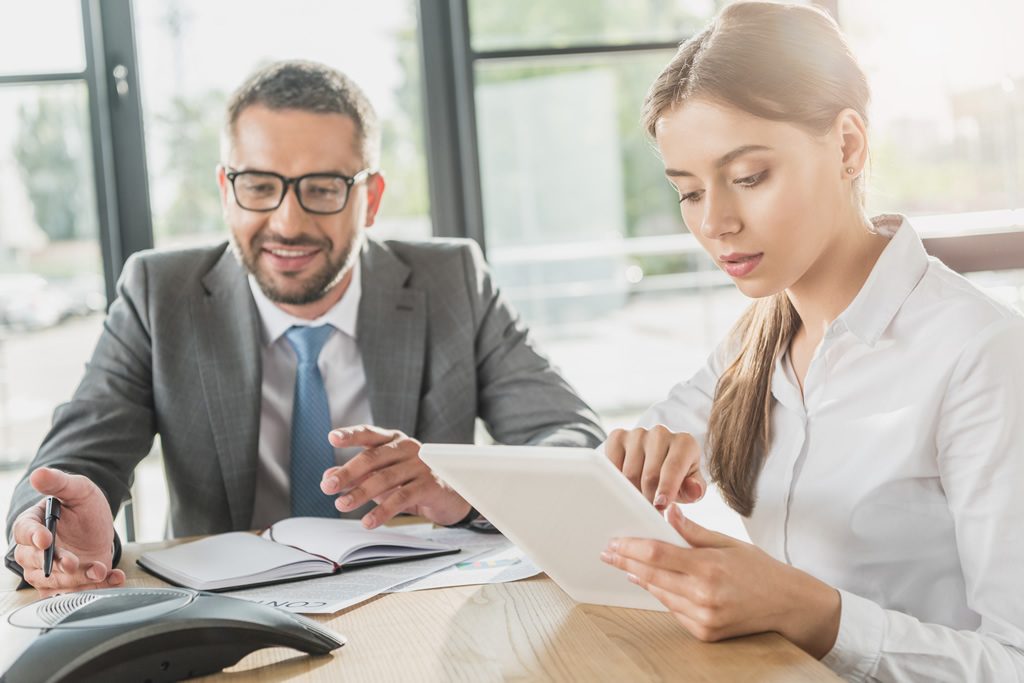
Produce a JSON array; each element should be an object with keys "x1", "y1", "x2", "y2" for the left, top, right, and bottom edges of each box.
[{"x1": 82, "y1": 0, "x2": 154, "y2": 300}]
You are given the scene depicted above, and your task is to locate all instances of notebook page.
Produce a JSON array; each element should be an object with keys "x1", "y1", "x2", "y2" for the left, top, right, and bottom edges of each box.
[
  {"x1": 143, "y1": 532, "x2": 324, "y2": 584},
  {"x1": 266, "y1": 517, "x2": 453, "y2": 564}
]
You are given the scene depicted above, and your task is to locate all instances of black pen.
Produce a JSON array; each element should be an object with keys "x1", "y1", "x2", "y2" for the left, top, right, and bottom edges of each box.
[{"x1": 43, "y1": 496, "x2": 61, "y2": 578}]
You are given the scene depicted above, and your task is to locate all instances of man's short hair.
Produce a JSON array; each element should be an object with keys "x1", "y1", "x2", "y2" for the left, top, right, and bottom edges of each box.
[{"x1": 222, "y1": 60, "x2": 381, "y2": 169}]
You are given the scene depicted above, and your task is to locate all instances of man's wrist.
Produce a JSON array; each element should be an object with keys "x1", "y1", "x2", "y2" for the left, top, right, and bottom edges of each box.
[
  {"x1": 443, "y1": 504, "x2": 479, "y2": 528},
  {"x1": 5, "y1": 541, "x2": 26, "y2": 583}
]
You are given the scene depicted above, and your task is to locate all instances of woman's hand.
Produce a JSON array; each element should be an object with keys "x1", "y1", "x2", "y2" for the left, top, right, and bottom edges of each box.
[
  {"x1": 600, "y1": 504, "x2": 841, "y2": 659},
  {"x1": 605, "y1": 425, "x2": 706, "y2": 510}
]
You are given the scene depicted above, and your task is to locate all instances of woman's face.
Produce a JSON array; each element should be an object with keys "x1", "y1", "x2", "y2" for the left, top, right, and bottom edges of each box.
[{"x1": 654, "y1": 98, "x2": 849, "y2": 299}]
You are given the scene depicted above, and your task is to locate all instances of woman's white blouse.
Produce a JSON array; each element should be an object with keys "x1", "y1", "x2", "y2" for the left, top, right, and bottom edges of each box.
[{"x1": 637, "y1": 218, "x2": 1024, "y2": 682}]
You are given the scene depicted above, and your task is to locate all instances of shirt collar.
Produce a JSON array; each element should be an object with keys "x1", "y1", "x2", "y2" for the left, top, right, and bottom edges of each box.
[
  {"x1": 248, "y1": 257, "x2": 362, "y2": 346},
  {"x1": 835, "y1": 214, "x2": 930, "y2": 347}
]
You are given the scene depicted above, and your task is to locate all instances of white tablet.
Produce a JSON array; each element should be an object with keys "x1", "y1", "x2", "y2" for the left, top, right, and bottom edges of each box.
[{"x1": 419, "y1": 444, "x2": 686, "y2": 611}]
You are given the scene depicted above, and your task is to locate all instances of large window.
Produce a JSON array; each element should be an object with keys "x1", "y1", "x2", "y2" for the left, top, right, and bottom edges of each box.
[
  {"x1": 133, "y1": 0, "x2": 432, "y2": 249},
  {"x1": 0, "y1": 12, "x2": 106, "y2": 469}
]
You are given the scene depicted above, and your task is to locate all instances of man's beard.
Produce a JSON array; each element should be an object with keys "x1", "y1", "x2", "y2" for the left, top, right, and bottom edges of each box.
[{"x1": 231, "y1": 230, "x2": 363, "y2": 306}]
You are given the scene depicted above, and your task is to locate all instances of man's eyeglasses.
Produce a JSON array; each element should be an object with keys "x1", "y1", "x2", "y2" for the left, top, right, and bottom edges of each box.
[{"x1": 225, "y1": 168, "x2": 372, "y2": 215}]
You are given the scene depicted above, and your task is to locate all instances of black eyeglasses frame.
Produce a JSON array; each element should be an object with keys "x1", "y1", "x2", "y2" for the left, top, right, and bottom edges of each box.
[{"x1": 224, "y1": 167, "x2": 373, "y2": 215}]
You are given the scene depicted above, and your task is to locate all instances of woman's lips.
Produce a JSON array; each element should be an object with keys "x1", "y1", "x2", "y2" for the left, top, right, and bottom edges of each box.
[{"x1": 720, "y1": 252, "x2": 763, "y2": 278}]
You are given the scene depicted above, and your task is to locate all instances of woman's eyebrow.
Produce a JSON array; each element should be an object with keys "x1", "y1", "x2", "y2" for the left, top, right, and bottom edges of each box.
[{"x1": 665, "y1": 144, "x2": 774, "y2": 177}]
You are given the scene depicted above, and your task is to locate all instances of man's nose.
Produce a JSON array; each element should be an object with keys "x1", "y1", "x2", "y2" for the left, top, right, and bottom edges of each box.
[{"x1": 267, "y1": 184, "x2": 309, "y2": 237}]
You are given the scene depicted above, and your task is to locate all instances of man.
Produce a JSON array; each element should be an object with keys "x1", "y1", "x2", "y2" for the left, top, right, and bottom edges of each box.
[{"x1": 5, "y1": 61, "x2": 604, "y2": 592}]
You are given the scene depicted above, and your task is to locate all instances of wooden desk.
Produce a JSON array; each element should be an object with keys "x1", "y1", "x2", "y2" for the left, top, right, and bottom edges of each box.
[{"x1": 0, "y1": 539, "x2": 839, "y2": 682}]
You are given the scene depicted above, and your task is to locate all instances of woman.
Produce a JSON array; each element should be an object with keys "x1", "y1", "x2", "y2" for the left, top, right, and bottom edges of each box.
[{"x1": 599, "y1": 3, "x2": 1024, "y2": 680}]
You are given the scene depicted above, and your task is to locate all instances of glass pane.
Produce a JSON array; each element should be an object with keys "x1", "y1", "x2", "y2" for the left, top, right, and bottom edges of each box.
[
  {"x1": 0, "y1": 1, "x2": 86, "y2": 76},
  {"x1": 842, "y1": 0, "x2": 1024, "y2": 231},
  {"x1": 469, "y1": 0, "x2": 713, "y2": 51},
  {"x1": 134, "y1": 0, "x2": 431, "y2": 249},
  {"x1": 475, "y1": 54, "x2": 748, "y2": 420},
  {"x1": 0, "y1": 83, "x2": 105, "y2": 466},
  {"x1": 469, "y1": 0, "x2": 809, "y2": 52}
]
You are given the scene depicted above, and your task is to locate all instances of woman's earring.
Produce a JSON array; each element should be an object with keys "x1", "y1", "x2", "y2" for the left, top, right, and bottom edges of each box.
[{"x1": 845, "y1": 167, "x2": 856, "y2": 175}]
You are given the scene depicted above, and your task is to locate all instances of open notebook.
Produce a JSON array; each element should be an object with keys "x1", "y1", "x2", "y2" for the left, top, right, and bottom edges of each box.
[{"x1": 137, "y1": 517, "x2": 460, "y2": 591}]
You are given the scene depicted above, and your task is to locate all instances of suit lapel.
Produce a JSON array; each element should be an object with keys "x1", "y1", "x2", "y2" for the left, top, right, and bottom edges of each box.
[
  {"x1": 191, "y1": 246, "x2": 262, "y2": 530},
  {"x1": 357, "y1": 239, "x2": 426, "y2": 436}
]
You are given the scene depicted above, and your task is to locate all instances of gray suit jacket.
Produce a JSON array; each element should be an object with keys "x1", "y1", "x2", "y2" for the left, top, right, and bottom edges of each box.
[{"x1": 6, "y1": 237, "x2": 603, "y2": 550}]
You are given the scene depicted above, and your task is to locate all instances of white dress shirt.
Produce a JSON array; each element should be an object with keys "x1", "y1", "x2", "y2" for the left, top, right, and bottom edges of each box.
[
  {"x1": 638, "y1": 217, "x2": 1024, "y2": 681},
  {"x1": 248, "y1": 260, "x2": 374, "y2": 529}
]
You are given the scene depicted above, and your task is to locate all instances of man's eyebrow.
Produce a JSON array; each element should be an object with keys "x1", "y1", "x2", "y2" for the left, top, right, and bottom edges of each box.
[{"x1": 664, "y1": 144, "x2": 773, "y2": 177}]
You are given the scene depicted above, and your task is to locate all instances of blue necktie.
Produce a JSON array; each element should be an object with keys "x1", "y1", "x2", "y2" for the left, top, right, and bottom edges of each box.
[{"x1": 285, "y1": 324, "x2": 339, "y2": 518}]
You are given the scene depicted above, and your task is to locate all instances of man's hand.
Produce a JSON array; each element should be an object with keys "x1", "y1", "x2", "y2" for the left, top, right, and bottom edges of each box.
[
  {"x1": 11, "y1": 468, "x2": 124, "y2": 595},
  {"x1": 320, "y1": 425, "x2": 471, "y2": 529}
]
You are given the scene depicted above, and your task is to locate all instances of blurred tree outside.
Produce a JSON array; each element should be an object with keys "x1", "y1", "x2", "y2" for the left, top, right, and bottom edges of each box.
[
  {"x1": 0, "y1": 183, "x2": 8, "y2": 268},
  {"x1": 12, "y1": 92, "x2": 97, "y2": 243},
  {"x1": 377, "y1": 17, "x2": 430, "y2": 221},
  {"x1": 156, "y1": 90, "x2": 225, "y2": 238},
  {"x1": 468, "y1": 0, "x2": 723, "y2": 50}
]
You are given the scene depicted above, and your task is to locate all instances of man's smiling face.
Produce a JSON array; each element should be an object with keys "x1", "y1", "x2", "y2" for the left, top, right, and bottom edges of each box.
[{"x1": 218, "y1": 105, "x2": 384, "y2": 314}]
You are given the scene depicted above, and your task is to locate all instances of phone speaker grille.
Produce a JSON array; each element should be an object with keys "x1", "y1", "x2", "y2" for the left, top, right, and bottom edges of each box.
[{"x1": 35, "y1": 593, "x2": 104, "y2": 626}]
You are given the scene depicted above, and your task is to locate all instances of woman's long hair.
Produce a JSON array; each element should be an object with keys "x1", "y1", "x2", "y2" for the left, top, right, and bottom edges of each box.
[{"x1": 641, "y1": 2, "x2": 870, "y2": 515}]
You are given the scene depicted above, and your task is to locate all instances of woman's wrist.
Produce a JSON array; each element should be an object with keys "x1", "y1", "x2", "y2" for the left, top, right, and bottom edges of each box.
[{"x1": 778, "y1": 566, "x2": 842, "y2": 659}]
